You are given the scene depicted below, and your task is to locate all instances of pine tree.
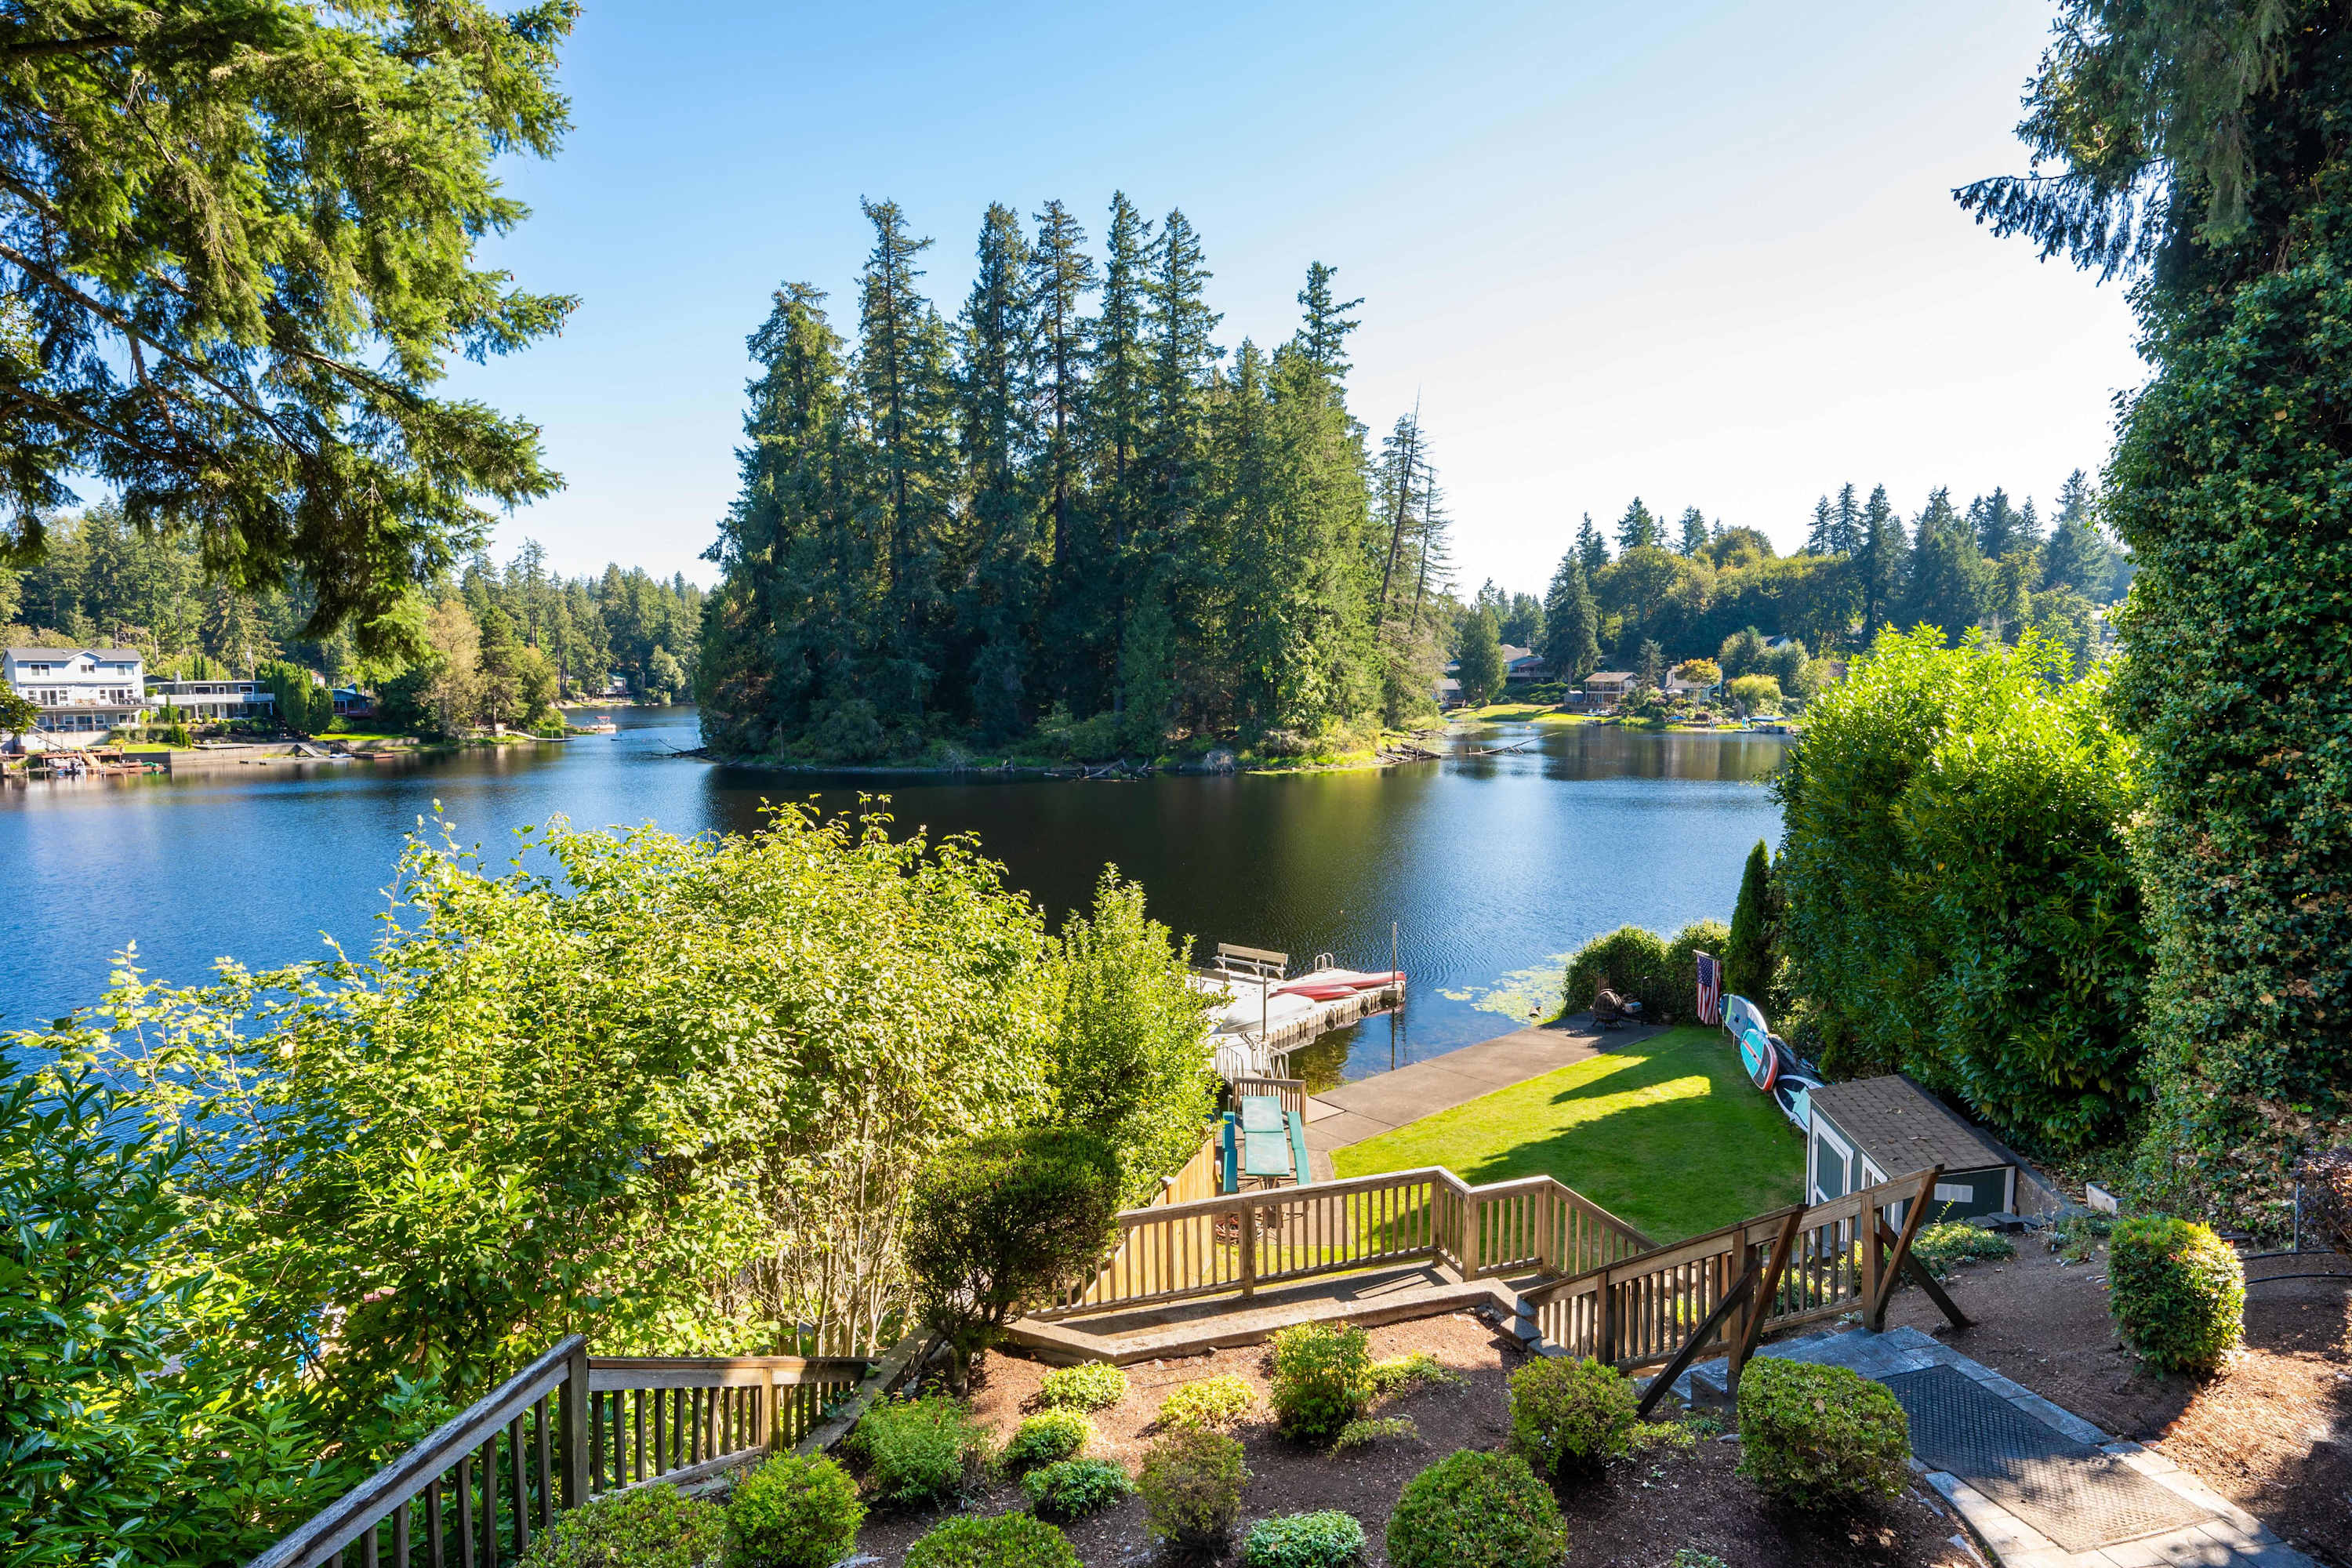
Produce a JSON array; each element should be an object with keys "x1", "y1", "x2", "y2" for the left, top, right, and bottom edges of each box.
[
  {"x1": 1087, "y1": 193, "x2": 1156, "y2": 701},
  {"x1": 1858, "y1": 483, "x2": 1907, "y2": 638},
  {"x1": 1457, "y1": 605, "x2": 1506, "y2": 705},
  {"x1": 1830, "y1": 484, "x2": 1862, "y2": 554},
  {"x1": 1970, "y1": 487, "x2": 2023, "y2": 558},
  {"x1": 1374, "y1": 408, "x2": 1423, "y2": 626},
  {"x1": 1804, "y1": 495, "x2": 1835, "y2": 555},
  {"x1": 1293, "y1": 261, "x2": 1363, "y2": 376},
  {"x1": 1905, "y1": 487, "x2": 1992, "y2": 640},
  {"x1": 953, "y1": 202, "x2": 1042, "y2": 739},
  {"x1": 1541, "y1": 553, "x2": 1601, "y2": 682},
  {"x1": 2040, "y1": 469, "x2": 2114, "y2": 598},
  {"x1": 1675, "y1": 506, "x2": 1710, "y2": 556},
  {"x1": 1615, "y1": 498, "x2": 1661, "y2": 552},
  {"x1": 1725, "y1": 840, "x2": 1775, "y2": 1002},
  {"x1": 1028, "y1": 200, "x2": 1096, "y2": 586},
  {"x1": 1576, "y1": 513, "x2": 1610, "y2": 575}
]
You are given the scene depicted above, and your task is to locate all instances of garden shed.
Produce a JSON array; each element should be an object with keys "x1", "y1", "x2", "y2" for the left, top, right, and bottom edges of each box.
[{"x1": 1806, "y1": 1073, "x2": 2016, "y2": 1223}]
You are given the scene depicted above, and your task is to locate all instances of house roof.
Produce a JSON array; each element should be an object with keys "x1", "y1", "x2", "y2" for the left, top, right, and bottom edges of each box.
[
  {"x1": 1584, "y1": 670, "x2": 1634, "y2": 683},
  {"x1": 7, "y1": 647, "x2": 141, "y2": 661},
  {"x1": 1498, "y1": 644, "x2": 1534, "y2": 663},
  {"x1": 1809, "y1": 1073, "x2": 2012, "y2": 1176}
]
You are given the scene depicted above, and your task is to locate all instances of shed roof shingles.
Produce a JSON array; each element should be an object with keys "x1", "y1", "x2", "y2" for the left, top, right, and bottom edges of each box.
[{"x1": 1809, "y1": 1073, "x2": 2010, "y2": 1174}]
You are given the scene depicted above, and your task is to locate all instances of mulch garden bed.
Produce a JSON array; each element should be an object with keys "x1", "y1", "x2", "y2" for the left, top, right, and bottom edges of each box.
[
  {"x1": 847, "y1": 1312, "x2": 1976, "y2": 1566},
  {"x1": 1883, "y1": 1233, "x2": 2352, "y2": 1566}
]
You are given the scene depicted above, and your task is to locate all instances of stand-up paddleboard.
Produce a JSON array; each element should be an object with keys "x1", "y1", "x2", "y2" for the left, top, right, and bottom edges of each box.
[
  {"x1": 1739, "y1": 1025, "x2": 1779, "y2": 1092},
  {"x1": 1722, "y1": 993, "x2": 1767, "y2": 1044},
  {"x1": 1773, "y1": 1072, "x2": 1820, "y2": 1132}
]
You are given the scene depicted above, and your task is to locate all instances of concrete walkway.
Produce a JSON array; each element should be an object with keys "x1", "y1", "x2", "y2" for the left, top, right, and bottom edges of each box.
[
  {"x1": 1668, "y1": 1327, "x2": 2314, "y2": 1568},
  {"x1": 1300, "y1": 1016, "x2": 1664, "y2": 1178}
]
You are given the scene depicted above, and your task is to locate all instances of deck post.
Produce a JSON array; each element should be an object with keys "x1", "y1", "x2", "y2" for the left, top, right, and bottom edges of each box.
[
  {"x1": 560, "y1": 1339, "x2": 590, "y2": 1509},
  {"x1": 1237, "y1": 1199, "x2": 1257, "y2": 1299},
  {"x1": 1858, "y1": 1200, "x2": 1883, "y2": 1326}
]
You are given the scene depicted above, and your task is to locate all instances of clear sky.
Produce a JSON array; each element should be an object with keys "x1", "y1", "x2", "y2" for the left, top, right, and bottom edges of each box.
[{"x1": 445, "y1": 0, "x2": 2144, "y2": 597}]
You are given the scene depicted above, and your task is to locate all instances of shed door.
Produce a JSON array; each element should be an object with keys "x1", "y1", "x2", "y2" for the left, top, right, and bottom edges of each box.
[{"x1": 1811, "y1": 1120, "x2": 1854, "y2": 1205}]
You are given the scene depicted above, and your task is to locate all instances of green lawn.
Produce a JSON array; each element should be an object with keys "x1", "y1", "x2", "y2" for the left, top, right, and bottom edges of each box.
[{"x1": 1331, "y1": 1026, "x2": 1803, "y2": 1243}]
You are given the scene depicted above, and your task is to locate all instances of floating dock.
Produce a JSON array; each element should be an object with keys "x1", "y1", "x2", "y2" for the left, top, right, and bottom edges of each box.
[{"x1": 1193, "y1": 949, "x2": 1406, "y2": 1081}]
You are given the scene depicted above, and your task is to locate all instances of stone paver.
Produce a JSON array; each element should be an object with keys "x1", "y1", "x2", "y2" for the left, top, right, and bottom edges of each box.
[{"x1": 1669, "y1": 1327, "x2": 2314, "y2": 1568}]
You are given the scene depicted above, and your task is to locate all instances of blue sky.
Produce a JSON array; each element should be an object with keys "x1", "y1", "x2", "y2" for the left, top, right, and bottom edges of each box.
[{"x1": 446, "y1": 0, "x2": 2143, "y2": 596}]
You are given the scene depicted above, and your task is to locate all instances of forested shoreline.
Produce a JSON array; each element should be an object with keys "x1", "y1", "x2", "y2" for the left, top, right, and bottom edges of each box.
[{"x1": 697, "y1": 198, "x2": 1454, "y2": 765}]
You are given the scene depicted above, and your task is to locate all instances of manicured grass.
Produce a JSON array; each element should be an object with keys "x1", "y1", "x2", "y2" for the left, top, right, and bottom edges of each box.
[{"x1": 1330, "y1": 1026, "x2": 1802, "y2": 1242}]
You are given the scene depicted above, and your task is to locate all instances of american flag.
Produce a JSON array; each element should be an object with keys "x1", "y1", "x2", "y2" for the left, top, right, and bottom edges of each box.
[{"x1": 1693, "y1": 951, "x2": 1722, "y2": 1026}]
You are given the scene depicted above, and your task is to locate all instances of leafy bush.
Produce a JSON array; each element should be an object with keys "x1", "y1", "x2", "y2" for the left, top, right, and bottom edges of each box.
[
  {"x1": 521, "y1": 1484, "x2": 725, "y2": 1568},
  {"x1": 2052, "y1": 1214, "x2": 2110, "y2": 1265},
  {"x1": 1508, "y1": 1355, "x2": 1638, "y2": 1477},
  {"x1": 1663, "y1": 921, "x2": 1730, "y2": 1022},
  {"x1": 1671, "y1": 1553, "x2": 1730, "y2": 1568},
  {"x1": 1911, "y1": 1221, "x2": 2015, "y2": 1279},
  {"x1": 1385, "y1": 1450, "x2": 1568, "y2": 1568},
  {"x1": 1332, "y1": 1416, "x2": 1418, "y2": 1450},
  {"x1": 724, "y1": 1453, "x2": 862, "y2": 1568},
  {"x1": 1002, "y1": 1409, "x2": 1091, "y2": 1471},
  {"x1": 1773, "y1": 626, "x2": 2147, "y2": 1150},
  {"x1": 1563, "y1": 925, "x2": 1673, "y2": 1018},
  {"x1": 1269, "y1": 1322, "x2": 1372, "y2": 1444},
  {"x1": 847, "y1": 1397, "x2": 987, "y2": 1505},
  {"x1": 1021, "y1": 1457, "x2": 1133, "y2": 1522},
  {"x1": 1366, "y1": 1352, "x2": 1461, "y2": 1397},
  {"x1": 907, "y1": 1128, "x2": 1122, "y2": 1382},
  {"x1": 1733, "y1": 1359, "x2": 1909, "y2": 1509},
  {"x1": 902, "y1": 1512, "x2": 1080, "y2": 1568},
  {"x1": 2107, "y1": 1217, "x2": 2245, "y2": 1374},
  {"x1": 1036, "y1": 1362, "x2": 1127, "y2": 1412},
  {"x1": 1136, "y1": 1428, "x2": 1250, "y2": 1553},
  {"x1": 1157, "y1": 1374, "x2": 1255, "y2": 1430},
  {"x1": 1243, "y1": 1510, "x2": 1367, "y2": 1568}
]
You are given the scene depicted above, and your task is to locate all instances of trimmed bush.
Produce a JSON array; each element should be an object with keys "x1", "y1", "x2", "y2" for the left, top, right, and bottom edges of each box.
[
  {"x1": 725, "y1": 1453, "x2": 862, "y2": 1568},
  {"x1": 906, "y1": 1129, "x2": 1122, "y2": 1383},
  {"x1": 1243, "y1": 1510, "x2": 1367, "y2": 1568},
  {"x1": 1002, "y1": 1409, "x2": 1091, "y2": 1471},
  {"x1": 1136, "y1": 1427, "x2": 1249, "y2": 1553},
  {"x1": 1157, "y1": 1374, "x2": 1255, "y2": 1430},
  {"x1": 1734, "y1": 1359, "x2": 1909, "y2": 1509},
  {"x1": 1385, "y1": 1450, "x2": 1567, "y2": 1568},
  {"x1": 902, "y1": 1512, "x2": 1080, "y2": 1568},
  {"x1": 1036, "y1": 1362, "x2": 1127, "y2": 1412},
  {"x1": 1508, "y1": 1355, "x2": 1638, "y2": 1477},
  {"x1": 2107, "y1": 1217, "x2": 2245, "y2": 1374},
  {"x1": 519, "y1": 1483, "x2": 724, "y2": 1568},
  {"x1": 1021, "y1": 1457, "x2": 1133, "y2": 1522},
  {"x1": 846, "y1": 1396, "x2": 987, "y2": 1506},
  {"x1": 1563, "y1": 926, "x2": 1675, "y2": 1018},
  {"x1": 1269, "y1": 1322, "x2": 1372, "y2": 1444}
]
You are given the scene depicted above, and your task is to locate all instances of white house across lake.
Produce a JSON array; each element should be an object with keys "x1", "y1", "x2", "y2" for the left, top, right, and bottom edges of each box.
[
  {"x1": 3, "y1": 646, "x2": 147, "y2": 733},
  {"x1": 147, "y1": 676, "x2": 274, "y2": 723}
]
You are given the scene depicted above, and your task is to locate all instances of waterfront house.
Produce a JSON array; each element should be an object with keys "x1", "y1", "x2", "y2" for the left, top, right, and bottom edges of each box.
[
  {"x1": 147, "y1": 674, "x2": 275, "y2": 723},
  {"x1": 1581, "y1": 670, "x2": 1635, "y2": 701},
  {"x1": 1503, "y1": 646, "x2": 1548, "y2": 681},
  {"x1": 5, "y1": 646, "x2": 147, "y2": 734},
  {"x1": 332, "y1": 684, "x2": 378, "y2": 719}
]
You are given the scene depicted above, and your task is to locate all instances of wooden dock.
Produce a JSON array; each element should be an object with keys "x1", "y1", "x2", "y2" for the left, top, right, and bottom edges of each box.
[{"x1": 1196, "y1": 965, "x2": 1406, "y2": 1081}]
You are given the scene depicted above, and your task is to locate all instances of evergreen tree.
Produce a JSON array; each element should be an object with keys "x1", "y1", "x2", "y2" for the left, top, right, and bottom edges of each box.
[
  {"x1": 1636, "y1": 638, "x2": 1666, "y2": 691},
  {"x1": 1457, "y1": 605, "x2": 1506, "y2": 706},
  {"x1": 1725, "y1": 840, "x2": 1776, "y2": 1003},
  {"x1": 1830, "y1": 484, "x2": 1862, "y2": 554},
  {"x1": 1028, "y1": 200, "x2": 1096, "y2": 592},
  {"x1": 1088, "y1": 193, "x2": 1157, "y2": 700},
  {"x1": 1292, "y1": 262, "x2": 1363, "y2": 376},
  {"x1": 1374, "y1": 408, "x2": 1424, "y2": 626},
  {"x1": 1970, "y1": 487, "x2": 2024, "y2": 558},
  {"x1": 1675, "y1": 506, "x2": 1710, "y2": 556},
  {"x1": 2040, "y1": 470, "x2": 2116, "y2": 599},
  {"x1": 953, "y1": 203, "x2": 1043, "y2": 739},
  {"x1": 1858, "y1": 483, "x2": 1907, "y2": 638},
  {"x1": 1541, "y1": 553, "x2": 1601, "y2": 682},
  {"x1": 1804, "y1": 495, "x2": 1836, "y2": 555},
  {"x1": 1576, "y1": 512, "x2": 1610, "y2": 575},
  {"x1": 1614, "y1": 498, "x2": 1660, "y2": 552},
  {"x1": 1499, "y1": 593, "x2": 1544, "y2": 651},
  {"x1": 1904, "y1": 487, "x2": 1992, "y2": 640}
]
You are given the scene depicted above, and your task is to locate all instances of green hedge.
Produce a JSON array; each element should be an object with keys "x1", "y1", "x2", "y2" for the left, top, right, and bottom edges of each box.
[
  {"x1": 844, "y1": 1397, "x2": 986, "y2": 1506},
  {"x1": 1733, "y1": 1359, "x2": 1909, "y2": 1509},
  {"x1": 1001, "y1": 1410, "x2": 1091, "y2": 1471},
  {"x1": 2107, "y1": 1217, "x2": 2244, "y2": 1374},
  {"x1": 1020, "y1": 1457, "x2": 1132, "y2": 1522},
  {"x1": 725, "y1": 1454, "x2": 862, "y2": 1568},
  {"x1": 1035, "y1": 1362, "x2": 1126, "y2": 1412},
  {"x1": 1244, "y1": 1510, "x2": 1367, "y2": 1568},
  {"x1": 903, "y1": 1513, "x2": 1080, "y2": 1568},
  {"x1": 520, "y1": 1485, "x2": 723, "y2": 1568},
  {"x1": 1385, "y1": 1450, "x2": 1566, "y2": 1568},
  {"x1": 1563, "y1": 920, "x2": 1727, "y2": 1022},
  {"x1": 1508, "y1": 1356, "x2": 1637, "y2": 1478}
]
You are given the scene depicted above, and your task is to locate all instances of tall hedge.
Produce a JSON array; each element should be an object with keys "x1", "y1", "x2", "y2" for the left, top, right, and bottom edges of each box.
[
  {"x1": 1773, "y1": 628, "x2": 2146, "y2": 1150},
  {"x1": 1723, "y1": 840, "x2": 1775, "y2": 1004},
  {"x1": 1563, "y1": 920, "x2": 1727, "y2": 1024}
]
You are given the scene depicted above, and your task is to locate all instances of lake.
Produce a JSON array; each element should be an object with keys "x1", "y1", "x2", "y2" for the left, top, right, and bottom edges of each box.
[{"x1": 0, "y1": 710, "x2": 1785, "y2": 1083}]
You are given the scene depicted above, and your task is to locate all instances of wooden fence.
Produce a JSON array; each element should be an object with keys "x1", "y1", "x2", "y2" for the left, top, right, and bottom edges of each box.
[
  {"x1": 1519, "y1": 1166, "x2": 1958, "y2": 1414},
  {"x1": 1040, "y1": 1165, "x2": 1654, "y2": 1318},
  {"x1": 246, "y1": 1341, "x2": 869, "y2": 1568}
]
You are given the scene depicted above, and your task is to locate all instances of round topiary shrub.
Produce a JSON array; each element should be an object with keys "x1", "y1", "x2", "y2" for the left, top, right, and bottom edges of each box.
[
  {"x1": 902, "y1": 1512, "x2": 1080, "y2": 1568},
  {"x1": 1136, "y1": 1427, "x2": 1250, "y2": 1553},
  {"x1": 520, "y1": 1483, "x2": 724, "y2": 1568},
  {"x1": 725, "y1": 1452, "x2": 863, "y2": 1568},
  {"x1": 1243, "y1": 1509, "x2": 1367, "y2": 1568},
  {"x1": 1157, "y1": 1374, "x2": 1255, "y2": 1431},
  {"x1": 1508, "y1": 1355, "x2": 1638, "y2": 1477},
  {"x1": 1385, "y1": 1450, "x2": 1566, "y2": 1568},
  {"x1": 2107, "y1": 1216, "x2": 2245, "y2": 1374},
  {"x1": 1733, "y1": 1359, "x2": 1909, "y2": 1510},
  {"x1": 1269, "y1": 1322, "x2": 1371, "y2": 1445},
  {"x1": 1021, "y1": 1457, "x2": 1133, "y2": 1522},
  {"x1": 1036, "y1": 1362, "x2": 1127, "y2": 1412},
  {"x1": 1001, "y1": 1409, "x2": 1091, "y2": 1471}
]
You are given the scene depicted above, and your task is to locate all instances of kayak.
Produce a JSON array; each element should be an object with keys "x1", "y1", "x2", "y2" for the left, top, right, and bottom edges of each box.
[{"x1": 1275, "y1": 983, "x2": 1358, "y2": 1001}]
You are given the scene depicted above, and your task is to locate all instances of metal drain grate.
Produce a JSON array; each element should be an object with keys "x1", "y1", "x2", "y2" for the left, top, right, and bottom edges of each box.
[{"x1": 1881, "y1": 1365, "x2": 2211, "y2": 1552}]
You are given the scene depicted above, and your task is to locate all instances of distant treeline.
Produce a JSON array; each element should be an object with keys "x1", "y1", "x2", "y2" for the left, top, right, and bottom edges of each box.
[
  {"x1": 0, "y1": 504, "x2": 702, "y2": 711},
  {"x1": 1481, "y1": 475, "x2": 2130, "y2": 687},
  {"x1": 698, "y1": 196, "x2": 1455, "y2": 764}
]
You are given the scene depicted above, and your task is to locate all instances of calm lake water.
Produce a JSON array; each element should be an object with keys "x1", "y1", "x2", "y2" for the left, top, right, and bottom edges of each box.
[{"x1": 0, "y1": 709, "x2": 1785, "y2": 1083}]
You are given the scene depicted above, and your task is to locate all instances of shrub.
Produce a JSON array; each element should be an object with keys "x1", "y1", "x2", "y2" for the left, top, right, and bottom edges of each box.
[
  {"x1": 1021, "y1": 1457, "x2": 1133, "y2": 1522},
  {"x1": 1157, "y1": 1374, "x2": 1256, "y2": 1430},
  {"x1": 1724, "y1": 840, "x2": 1776, "y2": 1002},
  {"x1": 1035, "y1": 1361, "x2": 1127, "y2": 1412},
  {"x1": 1332, "y1": 1415, "x2": 1418, "y2": 1450},
  {"x1": 1632, "y1": 1418, "x2": 1698, "y2": 1454},
  {"x1": 1663, "y1": 920, "x2": 1731, "y2": 1024},
  {"x1": 1733, "y1": 1359, "x2": 1909, "y2": 1509},
  {"x1": 1002, "y1": 1409, "x2": 1091, "y2": 1471},
  {"x1": 1508, "y1": 1355, "x2": 1638, "y2": 1477},
  {"x1": 1563, "y1": 926, "x2": 1675, "y2": 1018},
  {"x1": 724, "y1": 1453, "x2": 862, "y2": 1568},
  {"x1": 2107, "y1": 1217, "x2": 2245, "y2": 1374},
  {"x1": 521, "y1": 1483, "x2": 725, "y2": 1568},
  {"x1": 1243, "y1": 1510, "x2": 1367, "y2": 1568},
  {"x1": 1269, "y1": 1322, "x2": 1372, "y2": 1444},
  {"x1": 1136, "y1": 1428, "x2": 1249, "y2": 1553},
  {"x1": 1671, "y1": 1553, "x2": 1730, "y2": 1568},
  {"x1": 1911, "y1": 1221, "x2": 2016, "y2": 1279},
  {"x1": 1385, "y1": 1450, "x2": 1567, "y2": 1568},
  {"x1": 1366, "y1": 1352, "x2": 1461, "y2": 1397},
  {"x1": 846, "y1": 1396, "x2": 987, "y2": 1505},
  {"x1": 907, "y1": 1129, "x2": 1122, "y2": 1384},
  {"x1": 902, "y1": 1512, "x2": 1080, "y2": 1568}
]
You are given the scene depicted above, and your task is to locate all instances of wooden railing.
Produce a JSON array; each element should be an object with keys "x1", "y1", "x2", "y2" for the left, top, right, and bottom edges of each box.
[
  {"x1": 1519, "y1": 1167, "x2": 1958, "y2": 1414},
  {"x1": 1232, "y1": 1077, "x2": 1305, "y2": 1119},
  {"x1": 1147, "y1": 1126, "x2": 1224, "y2": 1208},
  {"x1": 1040, "y1": 1166, "x2": 1653, "y2": 1319},
  {"x1": 247, "y1": 1341, "x2": 869, "y2": 1568}
]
